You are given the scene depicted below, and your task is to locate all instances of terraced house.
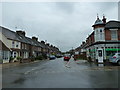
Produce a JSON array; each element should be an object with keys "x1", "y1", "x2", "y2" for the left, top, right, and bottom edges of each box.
[
  {"x1": 0, "y1": 27, "x2": 21, "y2": 63},
  {"x1": 0, "y1": 26, "x2": 61, "y2": 63}
]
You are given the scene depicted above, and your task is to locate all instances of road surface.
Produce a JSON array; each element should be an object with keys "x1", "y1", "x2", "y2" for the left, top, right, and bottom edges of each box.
[{"x1": 2, "y1": 57, "x2": 120, "y2": 88}]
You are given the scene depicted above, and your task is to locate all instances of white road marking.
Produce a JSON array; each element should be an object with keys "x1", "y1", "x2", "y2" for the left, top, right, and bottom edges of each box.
[
  {"x1": 24, "y1": 71, "x2": 31, "y2": 74},
  {"x1": 24, "y1": 67, "x2": 39, "y2": 75}
]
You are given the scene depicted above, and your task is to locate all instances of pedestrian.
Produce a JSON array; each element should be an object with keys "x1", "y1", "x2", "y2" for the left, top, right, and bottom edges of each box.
[{"x1": 63, "y1": 54, "x2": 71, "y2": 68}]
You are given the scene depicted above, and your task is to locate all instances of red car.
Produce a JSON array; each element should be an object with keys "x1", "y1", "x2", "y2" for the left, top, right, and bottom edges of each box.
[{"x1": 64, "y1": 54, "x2": 71, "y2": 61}]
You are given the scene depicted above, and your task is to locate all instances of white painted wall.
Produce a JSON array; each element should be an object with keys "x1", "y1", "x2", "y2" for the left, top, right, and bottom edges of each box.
[
  {"x1": 0, "y1": 31, "x2": 21, "y2": 49},
  {"x1": 9, "y1": 40, "x2": 21, "y2": 49},
  {"x1": 94, "y1": 27, "x2": 105, "y2": 42}
]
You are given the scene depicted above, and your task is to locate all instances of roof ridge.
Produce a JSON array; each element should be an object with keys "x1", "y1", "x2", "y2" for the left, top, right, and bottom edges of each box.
[{"x1": 1, "y1": 26, "x2": 16, "y2": 33}]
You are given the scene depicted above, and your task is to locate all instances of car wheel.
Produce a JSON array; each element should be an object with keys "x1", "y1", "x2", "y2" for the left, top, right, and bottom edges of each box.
[{"x1": 117, "y1": 60, "x2": 120, "y2": 65}]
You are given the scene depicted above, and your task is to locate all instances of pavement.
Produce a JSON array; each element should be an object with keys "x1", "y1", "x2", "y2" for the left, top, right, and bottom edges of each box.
[
  {"x1": 0, "y1": 62, "x2": 20, "y2": 69},
  {"x1": 0, "y1": 60, "x2": 47, "y2": 69},
  {"x1": 2, "y1": 57, "x2": 120, "y2": 88}
]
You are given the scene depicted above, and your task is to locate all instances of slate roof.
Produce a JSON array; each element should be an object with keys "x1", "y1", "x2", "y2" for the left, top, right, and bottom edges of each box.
[
  {"x1": 92, "y1": 17, "x2": 105, "y2": 27},
  {"x1": 38, "y1": 42, "x2": 46, "y2": 48},
  {"x1": 1, "y1": 26, "x2": 45, "y2": 48},
  {"x1": 1, "y1": 26, "x2": 21, "y2": 41},
  {"x1": 17, "y1": 34, "x2": 31, "y2": 44},
  {"x1": 0, "y1": 26, "x2": 59, "y2": 51},
  {"x1": 16, "y1": 34, "x2": 44, "y2": 48},
  {"x1": 105, "y1": 21, "x2": 120, "y2": 29},
  {"x1": 94, "y1": 18, "x2": 103, "y2": 25}
]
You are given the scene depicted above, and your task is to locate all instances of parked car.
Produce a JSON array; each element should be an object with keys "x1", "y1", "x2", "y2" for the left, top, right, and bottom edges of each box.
[
  {"x1": 56, "y1": 54, "x2": 63, "y2": 58},
  {"x1": 49, "y1": 55, "x2": 56, "y2": 60},
  {"x1": 109, "y1": 53, "x2": 120, "y2": 65},
  {"x1": 64, "y1": 54, "x2": 71, "y2": 61}
]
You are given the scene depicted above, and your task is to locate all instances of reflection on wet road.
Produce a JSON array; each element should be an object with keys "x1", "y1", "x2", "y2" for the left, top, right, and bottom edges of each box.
[{"x1": 2, "y1": 58, "x2": 120, "y2": 88}]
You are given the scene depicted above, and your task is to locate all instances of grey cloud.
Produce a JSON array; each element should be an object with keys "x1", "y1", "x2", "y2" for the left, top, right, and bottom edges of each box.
[
  {"x1": 1, "y1": 2, "x2": 118, "y2": 52},
  {"x1": 55, "y1": 2, "x2": 76, "y2": 14}
]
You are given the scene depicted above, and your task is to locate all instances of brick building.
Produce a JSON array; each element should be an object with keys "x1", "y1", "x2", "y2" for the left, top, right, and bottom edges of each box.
[
  {"x1": 86, "y1": 15, "x2": 120, "y2": 62},
  {"x1": 76, "y1": 15, "x2": 120, "y2": 63}
]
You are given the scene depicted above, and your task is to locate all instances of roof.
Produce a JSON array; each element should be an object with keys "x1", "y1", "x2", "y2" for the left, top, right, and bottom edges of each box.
[
  {"x1": 25, "y1": 37, "x2": 38, "y2": 46},
  {"x1": 16, "y1": 33, "x2": 44, "y2": 48},
  {"x1": 17, "y1": 34, "x2": 32, "y2": 44},
  {"x1": 26, "y1": 37, "x2": 46, "y2": 48},
  {"x1": 94, "y1": 18, "x2": 103, "y2": 25},
  {"x1": 38, "y1": 42, "x2": 46, "y2": 48},
  {"x1": 1, "y1": 26, "x2": 21, "y2": 41},
  {"x1": 105, "y1": 21, "x2": 120, "y2": 29},
  {"x1": 0, "y1": 26, "x2": 46, "y2": 48},
  {"x1": 0, "y1": 26, "x2": 58, "y2": 50},
  {"x1": 92, "y1": 17, "x2": 105, "y2": 27}
]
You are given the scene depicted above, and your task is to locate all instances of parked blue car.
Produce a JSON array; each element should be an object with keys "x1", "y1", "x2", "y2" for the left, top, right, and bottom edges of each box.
[
  {"x1": 49, "y1": 55, "x2": 56, "y2": 60},
  {"x1": 109, "y1": 53, "x2": 120, "y2": 65}
]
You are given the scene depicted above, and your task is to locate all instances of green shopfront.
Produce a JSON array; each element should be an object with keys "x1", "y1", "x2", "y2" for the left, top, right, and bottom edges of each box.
[{"x1": 88, "y1": 46, "x2": 120, "y2": 62}]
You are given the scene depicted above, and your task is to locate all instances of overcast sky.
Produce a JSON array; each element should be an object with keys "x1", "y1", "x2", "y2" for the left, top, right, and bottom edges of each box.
[{"x1": 1, "y1": 2, "x2": 118, "y2": 52}]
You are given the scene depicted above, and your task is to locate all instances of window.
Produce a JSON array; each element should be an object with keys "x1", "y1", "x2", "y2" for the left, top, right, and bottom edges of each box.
[
  {"x1": 16, "y1": 42, "x2": 19, "y2": 48},
  {"x1": 100, "y1": 30, "x2": 102, "y2": 39},
  {"x1": 12, "y1": 41, "x2": 15, "y2": 48},
  {"x1": 100, "y1": 29, "x2": 102, "y2": 32},
  {"x1": 12, "y1": 41, "x2": 14, "y2": 44},
  {"x1": 22, "y1": 44, "x2": 24, "y2": 49},
  {"x1": 111, "y1": 30, "x2": 118, "y2": 40},
  {"x1": 96, "y1": 29, "x2": 98, "y2": 33},
  {"x1": 14, "y1": 52, "x2": 16, "y2": 58},
  {"x1": 25, "y1": 44, "x2": 27, "y2": 49},
  {"x1": 2, "y1": 51, "x2": 9, "y2": 60}
]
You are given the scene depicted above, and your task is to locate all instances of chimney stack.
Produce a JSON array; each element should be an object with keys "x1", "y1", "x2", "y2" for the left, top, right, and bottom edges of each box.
[
  {"x1": 46, "y1": 43, "x2": 49, "y2": 46},
  {"x1": 16, "y1": 31, "x2": 26, "y2": 36},
  {"x1": 32, "y1": 36, "x2": 38, "y2": 41},
  {"x1": 102, "y1": 14, "x2": 106, "y2": 24},
  {"x1": 41, "y1": 41, "x2": 45, "y2": 44}
]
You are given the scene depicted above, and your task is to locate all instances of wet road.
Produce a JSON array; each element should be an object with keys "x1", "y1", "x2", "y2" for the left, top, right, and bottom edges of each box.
[{"x1": 2, "y1": 58, "x2": 120, "y2": 88}]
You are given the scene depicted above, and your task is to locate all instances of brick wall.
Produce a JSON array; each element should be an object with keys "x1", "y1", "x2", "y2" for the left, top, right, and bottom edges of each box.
[{"x1": 105, "y1": 29, "x2": 111, "y2": 40}]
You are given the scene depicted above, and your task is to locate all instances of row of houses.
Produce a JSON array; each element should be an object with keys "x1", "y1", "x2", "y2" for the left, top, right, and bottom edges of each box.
[
  {"x1": 0, "y1": 26, "x2": 61, "y2": 63},
  {"x1": 74, "y1": 15, "x2": 120, "y2": 63}
]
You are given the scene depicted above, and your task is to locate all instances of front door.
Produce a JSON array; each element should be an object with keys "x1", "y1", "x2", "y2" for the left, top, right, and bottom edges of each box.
[{"x1": 97, "y1": 49, "x2": 103, "y2": 63}]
